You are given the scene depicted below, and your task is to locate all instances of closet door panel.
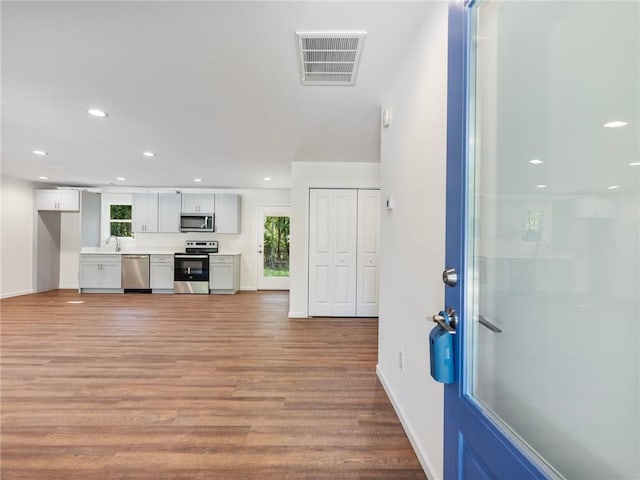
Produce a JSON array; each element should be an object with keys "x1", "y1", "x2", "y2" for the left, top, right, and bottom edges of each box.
[
  {"x1": 309, "y1": 189, "x2": 335, "y2": 316},
  {"x1": 357, "y1": 190, "x2": 380, "y2": 317}
]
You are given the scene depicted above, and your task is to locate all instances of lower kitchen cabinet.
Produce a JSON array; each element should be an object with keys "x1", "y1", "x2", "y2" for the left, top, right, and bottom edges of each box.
[
  {"x1": 209, "y1": 255, "x2": 240, "y2": 294},
  {"x1": 79, "y1": 255, "x2": 122, "y2": 291},
  {"x1": 150, "y1": 254, "x2": 174, "y2": 291}
]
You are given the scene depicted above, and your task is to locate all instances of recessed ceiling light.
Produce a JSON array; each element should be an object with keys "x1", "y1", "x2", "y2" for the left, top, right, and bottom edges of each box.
[
  {"x1": 88, "y1": 108, "x2": 108, "y2": 117},
  {"x1": 194, "y1": 178, "x2": 202, "y2": 183},
  {"x1": 603, "y1": 121, "x2": 628, "y2": 128},
  {"x1": 629, "y1": 162, "x2": 640, "y2": 166},
  {"x1": 33, "y1": 150, "x2": 48, "y2": 156},
  {"x1": 117, "y1": 177, "x2": 126, "y2": 181},
  {"x1": 607, "y1": 185, "x2": 620, "y2": 190},
  {"x1": 38, "y1": 176, "x2": 49, "y2": 180},
  {"x1": 536, "y1": 184, "x2": 547, "y2": 189},
  {"x1": 143, "y1": 151, "x2": 156, "y2": 157},
  {"x1": 264, "y1": 177, "x2": 272, "y2": 181},
  {"x1": 529, "y1": 159, "x2": 543, "y2": 165}
]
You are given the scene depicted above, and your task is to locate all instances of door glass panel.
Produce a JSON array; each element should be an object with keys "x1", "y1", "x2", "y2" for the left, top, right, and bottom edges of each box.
[
  {"x1": 468, "y1": 2, "x2": 639, "y2": 479},
  {"x1": 263, "y1": 216, "x2": 290, "y2": 277}
]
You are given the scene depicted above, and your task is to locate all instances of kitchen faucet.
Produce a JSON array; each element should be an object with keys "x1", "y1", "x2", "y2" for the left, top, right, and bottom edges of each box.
[{"x1": 106, "y1": 235, "x2": 121, "y2": 252}]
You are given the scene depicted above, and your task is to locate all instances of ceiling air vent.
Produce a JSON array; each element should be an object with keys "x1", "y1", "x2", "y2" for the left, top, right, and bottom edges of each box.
[{"x1": 296, "y1": 31, "x2": 366, "y2": 86}]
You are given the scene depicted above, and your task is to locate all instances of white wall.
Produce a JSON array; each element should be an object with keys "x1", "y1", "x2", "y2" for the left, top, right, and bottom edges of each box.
[
  {"x1": 288, "y1": 161, "x2": 380, "y2": 318},
  {"x1": 60, "y1": 188, "x2": 290, "y2": 290},
  {"x1": 0, "y1": 175, "x2": 36, "y2": 298},
  {"x1": 377, "y1": 5, "x2": 449, "y2": 480}
]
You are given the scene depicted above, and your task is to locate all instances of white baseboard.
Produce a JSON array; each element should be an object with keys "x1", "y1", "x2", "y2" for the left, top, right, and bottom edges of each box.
[
  {"x1": 376, "y1": 364, "x2": 441, "y2": 480},
  {"x1": 288, "y1": 311, "x2": 308, "y2": 318},
  {"x1": 1, "y1": 289, "x2": 33, "y2": 299}
]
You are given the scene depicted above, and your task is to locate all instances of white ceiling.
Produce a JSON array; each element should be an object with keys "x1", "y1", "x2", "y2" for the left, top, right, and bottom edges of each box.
[{"x1": 1, "y1": 1, "x2": 434, "y2": 189}]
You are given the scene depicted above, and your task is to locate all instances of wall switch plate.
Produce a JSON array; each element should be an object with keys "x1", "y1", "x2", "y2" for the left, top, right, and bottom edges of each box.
[
  {"x1": 385, "y1": 196, "x2": 394, "y2": 210},
  {"x1": 398, "y1": 349, "x2": 405, "y2": 372}
]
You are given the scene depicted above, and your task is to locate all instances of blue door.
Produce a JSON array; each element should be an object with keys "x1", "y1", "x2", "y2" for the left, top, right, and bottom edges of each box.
[{"x1": 443, "y1": 1, "x2": 639, "y2": 479}]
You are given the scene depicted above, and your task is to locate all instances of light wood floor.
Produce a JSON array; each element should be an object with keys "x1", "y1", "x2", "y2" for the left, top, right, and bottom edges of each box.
[{"x1": 1, "y1": 290, "x2": 426, "y2": 479}]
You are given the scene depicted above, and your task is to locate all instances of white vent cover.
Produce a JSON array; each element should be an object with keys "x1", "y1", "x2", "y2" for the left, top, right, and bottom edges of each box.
[{"x1": 296, "y1": 31, "x2": 366, "y2": 86}]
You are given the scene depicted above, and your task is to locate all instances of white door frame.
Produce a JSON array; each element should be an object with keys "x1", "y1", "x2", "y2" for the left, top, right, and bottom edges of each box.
[{"x1": 257, "y1": 205, "x2": 290, "y2": 290}]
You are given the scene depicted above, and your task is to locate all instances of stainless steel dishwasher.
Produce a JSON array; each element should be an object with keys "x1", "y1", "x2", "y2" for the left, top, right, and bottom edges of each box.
[{"x1": 121, "y1": 255, "x2": 150, "y2": 292}]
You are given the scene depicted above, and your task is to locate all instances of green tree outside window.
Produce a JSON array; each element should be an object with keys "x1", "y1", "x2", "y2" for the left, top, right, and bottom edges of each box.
[{"x1": 110, "y1": 204, "x2": 133, "y2": 237}]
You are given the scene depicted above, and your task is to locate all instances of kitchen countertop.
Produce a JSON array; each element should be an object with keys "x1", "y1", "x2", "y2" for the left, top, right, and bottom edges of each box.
[{"x1": 80, "y1": 247, "x2": 241, "y2": 256}]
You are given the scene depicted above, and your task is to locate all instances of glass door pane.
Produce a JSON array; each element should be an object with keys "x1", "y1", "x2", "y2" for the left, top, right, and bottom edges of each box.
[
  {"x1": 468, "y1": 1, "x2": 639, "y2": 479},
  {"x1": 263, "y1": 216, "x2": 290, "y2": 277}
]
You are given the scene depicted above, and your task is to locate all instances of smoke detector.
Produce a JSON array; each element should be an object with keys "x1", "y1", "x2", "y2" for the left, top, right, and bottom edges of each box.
[{"x1": 296, "y1": 31, "x2": 366, "y2": 85}]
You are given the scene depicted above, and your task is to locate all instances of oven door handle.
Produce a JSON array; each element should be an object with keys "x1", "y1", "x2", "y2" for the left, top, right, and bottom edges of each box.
[{"x1": 175, "y1": 254, "x2": 210, "y2": 259}]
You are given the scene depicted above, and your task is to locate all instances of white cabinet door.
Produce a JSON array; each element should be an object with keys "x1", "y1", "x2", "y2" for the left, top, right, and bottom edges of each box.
[
  {"x1": 132, "y1": 193, "x2": 158, "y2": 233},
  {"x1": 79, "y1": 263, "x2": 102, "y2": 288},
  {"x1": 308, "y1": 189, "x2": 357, "y2": 317},
  {"x1": 215, "y1": 194, "x2": 240, "y2": 233},
  {"x1": 101, "y1": 263, "x2": 122, "y2": 288},
  {"x1": 356, "y1": 190, "x2": 380, "y2": 317},
  {"x1": 158, "y1": 193, "x2": 181, "y2": 233},
  {"x1": 57, "y1": 191, "x2": 80, "y2": 211},
  {"x1": 210, "y1": 263, "x2": 234, "y2": 289},
  {"x1": 132, "y1": 194, "x2": 148, "y2": 233},
  {"x1": 150, "y1": 263, "x2": 174, "y2": 289},
  {"x1": 181, "y1": 194, "x2": 200, "y2": 213},
  {"x1": 37, "y1": 190, "x2": 59, "y2": 210}
]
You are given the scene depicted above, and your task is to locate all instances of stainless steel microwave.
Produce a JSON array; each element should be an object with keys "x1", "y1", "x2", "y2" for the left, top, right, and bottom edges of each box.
[{"x1": 180, "y1": 214, "x2": 214, "y2": 232}]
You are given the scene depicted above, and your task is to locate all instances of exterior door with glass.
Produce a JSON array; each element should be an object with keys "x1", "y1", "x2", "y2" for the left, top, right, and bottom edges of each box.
[
  {"x1": 443, "y1": 1, "x2": 639, "y2": 479},
  {"x1": 257, "y1": 206, "x2": 290, "y2": 290}
]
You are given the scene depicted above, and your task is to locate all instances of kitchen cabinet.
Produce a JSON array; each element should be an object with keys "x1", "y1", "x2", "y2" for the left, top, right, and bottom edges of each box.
[
  {"x1": 214, "y1": 194, "x2": 241, "y2": 233},
  {"x1": 36, "y1": 190, "x2": 79, "y2": 211},
  {"x1": 181, "y1": 194, "x2": 215, "y2": 214},
  {"x1": 209, "y1": 255, "x2": 240, "y2": 294},
  {"x1": 79, "y1": 254, "x2": 122, "y2": 291},
  {"x1": 150, "y1": 254, "x2": 174, "y2": 291},
  {"x1": 132, "y1": 193, "x2": 159, "y2": 233},
  {"x1": 157, "y1": 193, "x2": 181, "y2": 233},
  {"x1": 133, "y1": 193, "x2": 181, "y2": 233}
]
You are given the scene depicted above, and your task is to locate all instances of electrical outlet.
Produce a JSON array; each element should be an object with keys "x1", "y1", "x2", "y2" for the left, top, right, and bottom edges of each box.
[{"x1": 398, "y1": 349, "x2": 405, "y2": 372}]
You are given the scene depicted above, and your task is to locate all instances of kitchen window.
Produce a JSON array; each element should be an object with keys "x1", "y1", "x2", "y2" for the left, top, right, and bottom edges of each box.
[{"x1": 110, "y1": 204, "x2": 133, "y2": 237}]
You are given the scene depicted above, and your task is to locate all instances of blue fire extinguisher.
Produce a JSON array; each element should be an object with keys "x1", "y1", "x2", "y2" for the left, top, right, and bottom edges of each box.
[{"x1": 429, "y1": 309, "x2": 456, "y2": 384}]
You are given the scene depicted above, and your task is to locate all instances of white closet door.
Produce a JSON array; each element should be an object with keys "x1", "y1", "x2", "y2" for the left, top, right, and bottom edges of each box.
[
  {"x1": 356, "y1": 189, "x2": 380, "y2": 317},
  {"x1": 308, "y1": 189, "x2": 357, "y2": 317},
  {"x1": 332, "y1": 190, "x2": 357, "y2": 317}
]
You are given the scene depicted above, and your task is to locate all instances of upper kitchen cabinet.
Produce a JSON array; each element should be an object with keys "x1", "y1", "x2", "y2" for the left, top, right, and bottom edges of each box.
[
  {"x1": 214, "y1": 194, "x2": 241, "y2": 233},
  {"x1": 157, "y1": 193, "x2": 181, "y2": 233},
  {"x1": 36, "y1": 189, "x2": 79, "y2": 211},
  {"x1": 132, "y1": 193, "x2": 159, "y2": 233},
  {"x1": 132, "y1": 193, "x2": 181, "y2": 233},
  {"x1": 181, "y1": 194, "x2": 215, "y2": 214}
]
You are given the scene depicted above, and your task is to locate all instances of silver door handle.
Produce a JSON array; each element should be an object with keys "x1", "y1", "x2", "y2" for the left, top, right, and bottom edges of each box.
[
  {"x1": 478, "y1": 315, "x2": 502, "y2": 333},
  {"x1": 431, "y1": 308, "x2": 457, "y2": 334}
]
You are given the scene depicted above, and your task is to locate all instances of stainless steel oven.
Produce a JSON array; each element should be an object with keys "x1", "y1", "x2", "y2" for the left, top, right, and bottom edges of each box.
[
  {"x1": 173, "y1": 241, "x2": 218, "y2": 294},
  {"x1": 174, "y1": 254, "x2": 209, "y2": 294}
]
